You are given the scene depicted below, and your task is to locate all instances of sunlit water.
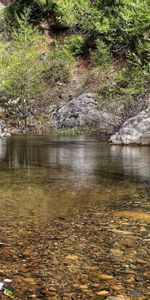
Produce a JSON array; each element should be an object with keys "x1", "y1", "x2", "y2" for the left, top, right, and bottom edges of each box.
[{"x1": 0, "y1": 135, "x2": 149, "y2": 221}]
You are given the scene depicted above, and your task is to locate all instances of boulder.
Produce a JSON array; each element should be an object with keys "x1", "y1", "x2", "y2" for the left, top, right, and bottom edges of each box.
[
  {"x1": 49, "y1": 93, "x2": 120, "y2": 131},
  {"x1": 0, "y1": 119, "x2": 10, "y2": 137},
  {"x1": 110, "y1": 107, "x2": 150, "y2": 145}
]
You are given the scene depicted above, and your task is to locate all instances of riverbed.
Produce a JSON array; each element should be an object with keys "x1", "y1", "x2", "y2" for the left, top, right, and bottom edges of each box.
[{"x1": 0, "y1": 136, "x2": 150, "y2": 299}]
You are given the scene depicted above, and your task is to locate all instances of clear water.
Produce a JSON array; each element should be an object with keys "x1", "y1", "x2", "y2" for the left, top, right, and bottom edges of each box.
[
  {"x1": 0, "y1": 135, "x2": 149, "y2": 221},
  {"x1": 0, "y1": 135, "x2": 150, "y2": 299}
]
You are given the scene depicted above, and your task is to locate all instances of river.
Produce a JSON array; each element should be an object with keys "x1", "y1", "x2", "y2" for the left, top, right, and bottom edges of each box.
[{"x1": 0, "y1": 135, "x2": 150, "y2": 299}]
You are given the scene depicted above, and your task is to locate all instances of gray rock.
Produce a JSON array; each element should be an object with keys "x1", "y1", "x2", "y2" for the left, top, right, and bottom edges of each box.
[
  {"x1": 129, "y1": 290, "x2": 144, "y2": 298},
  {"x1": 0, "y1": 119, "x2": 10, "y2": 137},
  {"x1": 50, "y1": 93, "x2": 120, "y2": 131},
  {"x1": 110, "y1": 106, "x2": 150, "y2": 145},
  {"x1": 6, "y1": 98, "x2": 36, "y2": 120}
]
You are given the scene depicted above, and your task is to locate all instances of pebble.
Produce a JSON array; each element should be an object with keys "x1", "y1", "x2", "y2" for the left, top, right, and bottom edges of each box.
[
  {"x1": 110, "y1": 249, "x2": 124, "y2": 256},
  {"x1": 79, "y1": 284, "x2": 88, "y2": 289},
  {"x1": 97, "y1": 274, "x2": 114, "y2": 280},
  {"x1": 96, "y1": 290, "x2": 109, "y2": 296},
  {"x1": 129, "y1": 289, "x2": 144, "y2": 298},
  {"x1": 66, "y1": 255, "x2": 78, "y2": 261}
]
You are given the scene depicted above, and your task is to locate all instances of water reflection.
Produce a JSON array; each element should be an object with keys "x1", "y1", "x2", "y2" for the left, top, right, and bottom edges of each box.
[
  {"x1": 0, "y1": 138, "x2": 7, "y2": 160},
  {"x1": 0, "y1": 135, "x2": 149, "y2": 221},
  {"x1": 0, "y1": 136, "x2": 150, "y2": 184},
  {"x1": 110, "y1": 145, "x2": 150, "y2": 182}
]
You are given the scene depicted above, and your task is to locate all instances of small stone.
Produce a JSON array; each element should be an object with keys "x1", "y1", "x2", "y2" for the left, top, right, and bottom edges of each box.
[
  {"x1": 66, "y1": 255, "x2": 78, "y2": 261},
  {"x1": 49, "y1": 287, "x2": 57, "y2": 292},
  {"x1": 93, "y1": 283, "x2": 100, "y2": 288},
  {"x1": 96, "y1": 290, "x2": 109, "y2": 296},
  {"x1": 97, "y1": 274, "x2": 114, "y2": 280},
  {"x1": 24, "y1": 277, "x2": 36, "y2": 285},
  {"x1": 111, "y1": 285, "x2": 124, "y2": 292},
  {"x1": 79, "y1": 284, "x2": 88, "y2": 290},
  {"x1": 62, "y1": 293, "x2": 74, "y2": 299},
  {"x1": 129, "y1": 290, "x2": 144, "y2": 298},
  {"x1": 110, "y1": 249, "x2": 124, "y2": 256},
  {"x1": 126, "y1": 276, "x2": 135, "y2": 283}
]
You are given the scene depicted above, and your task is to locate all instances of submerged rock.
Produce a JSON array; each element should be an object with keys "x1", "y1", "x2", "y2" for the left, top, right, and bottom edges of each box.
[
  {"x1": 0, "y1": 119, "x2": 10, "y2": 137},
  {"x1": 110, "y1": 107, "x2": 150, "y2": 145},
  {"x1": 49, "y1": 93, "x2": 120, "y2": 131}
]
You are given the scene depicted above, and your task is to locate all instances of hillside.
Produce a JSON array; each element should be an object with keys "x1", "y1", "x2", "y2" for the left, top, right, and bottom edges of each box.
[{"x1": 0, "y1": 0, "x2": 149, "y2": 139}]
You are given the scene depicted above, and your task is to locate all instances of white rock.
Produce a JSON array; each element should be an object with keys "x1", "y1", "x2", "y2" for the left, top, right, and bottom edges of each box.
[
  {"x1": 110, "y1": 106, "x2": 150, "y2": 145},
  {"x1": 0, "y1": 119, "x2": 10, "y2": 138}
]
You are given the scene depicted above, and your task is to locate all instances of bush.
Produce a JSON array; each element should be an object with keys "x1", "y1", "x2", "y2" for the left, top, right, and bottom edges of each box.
[
  {"x1": 1, "y1": 0, "x2": 149, "y2": 106},
  {"x1": 43, "y1": 45, "x2": 74, "y2": 84},
  {"x1": 90, "y1": 39, "x2": 111, "y2": 66},
  {"x1": 0, "y1": 8, "x2": 74, "y2": 101},
  {"x1": 2, "y1": 1, "x2": 150, "y2": 62},
  {"x1": 63, "y1": 34, "x2": 84, "y2": 57},
  {"x1": 0, "y1": 9, "x2": 48, "y2": 100}
]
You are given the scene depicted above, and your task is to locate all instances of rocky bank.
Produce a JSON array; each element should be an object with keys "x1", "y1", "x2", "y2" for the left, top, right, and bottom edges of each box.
[
  {"x1": 0, "y1": 93, "x2": 150, "y2": 146},
  {"x1": 110, "y1": 107, "x2": 150, "y2": 145}
]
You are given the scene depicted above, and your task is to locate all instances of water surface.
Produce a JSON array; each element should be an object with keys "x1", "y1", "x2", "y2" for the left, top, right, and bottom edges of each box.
[
  {"x1": 0, "y1": 135, "x2": 149, "y2": 220},
  {"x1": 0, "y1": 136, "x2": 150, "y2": 299}
]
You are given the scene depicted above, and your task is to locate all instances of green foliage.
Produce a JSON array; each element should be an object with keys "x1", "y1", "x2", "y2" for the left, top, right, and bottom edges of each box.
[
  {"x1": 2, "y1": 0, "x2": 33, "y2": 29},
  {"x1": 64, "y1": 34, "x2": 84, "y2": 57},
  {"x1": 0, "y1": 0, "x2": 149, "y2": 102},
  {"x1": 44, "y1": 0, "x2": 150, "y2": 60},
  {"x1": 53, "y1": 127, "x2": 91, "y2": 136},
  {"x1": 98, "y1": 59, "x2": 149, "y2": 108},
  {"x1": 90, "y1": 39, "x2": 111, "y2": 66},
  {"x1": 2, "y1": 1, "x2": 150, "y2": 60},
  {"x1": 53, "y1": 0, "x2": 92, "y2": 27},
  {"x1": 0, "y1": 9, "x2": 74, "y2": 101},
  {"x1": 113, "y1": 37, "x2": 150, "y2": 96},
  {"x1": 0, "y1": 10, "x2": 46, "y2": 100},
  {"x1": 43, "y1": 44, "x2": 74, "y2": 84}
]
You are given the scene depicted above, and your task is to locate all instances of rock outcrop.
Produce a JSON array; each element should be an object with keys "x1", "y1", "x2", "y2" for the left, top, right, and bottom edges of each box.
[
  {"x1": 49, "y1": 93, "x2": 121, "y2": 132},
  {"x1": 0, "y1": 119, "x2": 10, "y2": 137},
  {"x1": 110, "y1": 107, "x2": 150, "y2": 145}
]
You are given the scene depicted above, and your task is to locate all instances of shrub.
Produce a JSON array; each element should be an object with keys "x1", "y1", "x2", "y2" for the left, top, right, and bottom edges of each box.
[
  {"x1": 0, "y1": 9, "x2": 48, "y2": 100},
  {"x1": 64, "y1": 34, "x2": 84, "y2": 57},
  {"x1": 0, "y1": 8, "x2": 74, "y2": 101},
  {"x1": 2, "y1": 1, "x2": 150, "y2": 61},
  {"x1": 90, "y1": 39, "x2": 111, "y2": 66},
  {"x1": 43, "y1": 43, "x2": 74, "y2": 84}
]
